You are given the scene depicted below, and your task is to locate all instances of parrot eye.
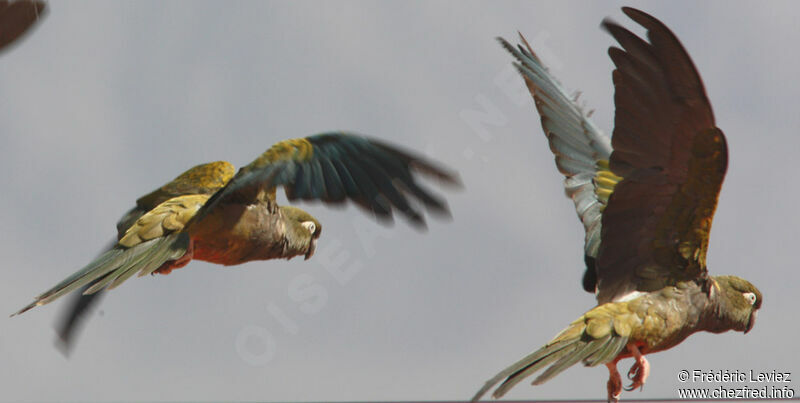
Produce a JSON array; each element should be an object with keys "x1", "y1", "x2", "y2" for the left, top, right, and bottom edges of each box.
[
  {"x1": 743, "y1": 292, "x2": 757, "y2": 306},
  {"x1": 301, "y1": 221, "x2": 316, "y2": 234}
]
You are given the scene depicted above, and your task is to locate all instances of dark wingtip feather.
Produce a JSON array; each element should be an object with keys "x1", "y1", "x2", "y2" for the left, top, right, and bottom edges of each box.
[
  {"x1": 369, "y1": 139, "x2": 462, "y2": 188},
  {"x1": 600, "y1": 16, "x2": 622, "y2": 36},
  {"x1": 0, "y1": 0, "x2": 46, "y2": 56},
  {"x1": 53, "y1": 285, "x2": 105, "y2": 356},
  {"x1": 408, "y1": 159, "x2": 462, "y2": 188},
  {"x1": 621, "y1": 6, "x2": 657, "y2": 26}
]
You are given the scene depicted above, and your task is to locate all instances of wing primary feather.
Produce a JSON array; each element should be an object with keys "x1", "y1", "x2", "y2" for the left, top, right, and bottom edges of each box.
[
  {"x1": 357, "y1": 155, "x2": 424, "y2": 225},
  {"x1": 367, "y1": 140, "x2": 461, "y2": 186},
  {"x1": 333, "y1": 155, "x2": 393, "y2": 220},
  {"x1": 289, "y1": 163, "x2": 312, "y2": 200},
  {"x1": 316, "y1": 152, "x2": 346, "y2": 202},
  {"x1": 305, "y1": 158, "x2": 328, "y2": 200},
  {"x1": 328, "y1": 157, "x2": 366, "y2": 206}
]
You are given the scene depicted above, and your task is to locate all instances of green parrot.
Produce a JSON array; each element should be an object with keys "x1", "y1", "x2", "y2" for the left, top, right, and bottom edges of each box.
[
  {"x1": 0, "y1": 0, "x2": 45, "y2": 53},
  {"x1": 473, "y1": 7, "x2": 761, "y2": 403},
  {"x1": 13, "y1": 133, "x2": 460, "y2": 319}
]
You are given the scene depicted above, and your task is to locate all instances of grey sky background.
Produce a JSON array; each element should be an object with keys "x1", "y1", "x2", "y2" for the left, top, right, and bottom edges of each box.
[{"x1": 1, "y1": 1, "x2": 798, "y2": 401}]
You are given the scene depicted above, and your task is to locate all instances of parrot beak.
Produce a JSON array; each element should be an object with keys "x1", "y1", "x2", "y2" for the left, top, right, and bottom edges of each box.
[
  {"x1": 304, "y1": 237, "x2": 317, "y2": 260},
  {"x1": 745, "y1": 310, "x2": 758, "y2": 334}
]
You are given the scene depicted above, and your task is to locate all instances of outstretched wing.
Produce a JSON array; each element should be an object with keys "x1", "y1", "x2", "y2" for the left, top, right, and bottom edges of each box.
[
  {"x1": 192, "y1": 132, "x2": 460, "y2": 229},
  {"x1": 0, "y1": 0, "x2": 46, "y2": 53},
  {"x1": 499, "y1": 35, "x2": 617, "y2": 292},
  {"x1": 596, "y1": 7, "x2": 726, "y2": 303}
]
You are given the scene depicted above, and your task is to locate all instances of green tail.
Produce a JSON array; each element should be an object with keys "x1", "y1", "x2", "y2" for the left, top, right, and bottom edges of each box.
[
  {"x1": 12, "y1": 233, "x2": 188, "y2": 316},
  {"x1": 472, "y1": 322, "x2": 628, "y2": 401}
]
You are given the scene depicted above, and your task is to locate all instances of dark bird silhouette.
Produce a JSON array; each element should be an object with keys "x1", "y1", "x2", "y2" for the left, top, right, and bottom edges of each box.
[{"x1": 0, "y1": 0, "x2": 45, "y2": 53}]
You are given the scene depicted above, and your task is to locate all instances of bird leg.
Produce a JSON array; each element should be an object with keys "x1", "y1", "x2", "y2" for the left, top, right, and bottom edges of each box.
[
  {"x1": 624, "y1": 342, "x2": 650, "y2": 391},
  {"x1": 606, "y1": 361, "x2": 622, "y2": 403}
]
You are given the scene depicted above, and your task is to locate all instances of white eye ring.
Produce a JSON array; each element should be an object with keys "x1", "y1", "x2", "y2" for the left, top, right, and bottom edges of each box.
[
  {"x1": 743, "y1": 292, "x2": 757, "y2": 305},
  {"x1": 302, "y1": 221, "x2": 316, "y2": 234}
]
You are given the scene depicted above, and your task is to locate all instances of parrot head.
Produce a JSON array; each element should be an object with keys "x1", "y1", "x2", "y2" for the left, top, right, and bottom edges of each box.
[
  {"x1": 712, "y1": 275, "x2": 762, "y2": 334},
  {"x1": 279, "y1": 206, "x2": 322, "y2": 260}
]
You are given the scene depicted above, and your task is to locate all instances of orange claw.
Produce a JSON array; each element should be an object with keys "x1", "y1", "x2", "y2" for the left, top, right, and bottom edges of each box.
[
  {"x1": 624, "y1": 343, "x2": 650, "y2": 391},
  {"x1": 606, "y1": 361, "x2": 622, "y2": 403}
]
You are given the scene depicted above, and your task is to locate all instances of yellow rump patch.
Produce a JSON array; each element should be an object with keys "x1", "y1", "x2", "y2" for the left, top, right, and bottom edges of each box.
[{"x1": 594, "y1": 159, "x2": 623, "y2": 205}]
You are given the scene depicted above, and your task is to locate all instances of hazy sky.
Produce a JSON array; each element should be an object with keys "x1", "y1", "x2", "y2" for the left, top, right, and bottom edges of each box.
[{"x1": 2, "y1": 1, "x2": 798, "y2": 401}]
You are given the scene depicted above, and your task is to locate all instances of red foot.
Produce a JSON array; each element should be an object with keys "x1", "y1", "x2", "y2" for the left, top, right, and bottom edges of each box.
[
  {"x1": 154, "y1": 240, "x2": 194, "y2": 275},
  {"x1": 624, "y1": 343, "x2": 650, "y2": 391},
  {"x1": 606, "y1": 362, "x2": 622, "y2": 403}
]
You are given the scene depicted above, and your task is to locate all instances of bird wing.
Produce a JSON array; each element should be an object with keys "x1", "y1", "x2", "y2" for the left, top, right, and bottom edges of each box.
[
  {"x1": 0, "y1": 0, "x2": 46, "y2": 53},
  {"x1": 190, "y1": 132, "x2": 460, "y2": 229},
  {"x1": 116, "y1": 161, "x2": 236, "y2": 237},
  {"x1": 595, "y1": 7, "x2": 726, "y2": 303},
  {"x1": 499, "y1": 34, "x2": 617, "y2": 292},
  {"x1": 13, "y1": 195, "x2": 209, "y2": 316}
]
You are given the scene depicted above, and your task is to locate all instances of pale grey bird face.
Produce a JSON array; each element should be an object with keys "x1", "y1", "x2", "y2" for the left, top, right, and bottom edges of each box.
[{"x1": 301, "y1": 220, "x2": 321, "y2": 260}]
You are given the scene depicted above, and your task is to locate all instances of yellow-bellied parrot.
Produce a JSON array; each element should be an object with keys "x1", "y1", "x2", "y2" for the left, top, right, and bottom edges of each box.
[{"x1": 474, "y1": 7, "x2": 761, "y2": 402}]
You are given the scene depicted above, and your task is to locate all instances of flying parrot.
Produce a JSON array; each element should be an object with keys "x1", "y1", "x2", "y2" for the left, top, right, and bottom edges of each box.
[
  {"x1": 13, "y1": 134, "x2": 460, "y2": 325},
  {"x1": 473, "y1": 7, "x2": 761, "y2": 403}
]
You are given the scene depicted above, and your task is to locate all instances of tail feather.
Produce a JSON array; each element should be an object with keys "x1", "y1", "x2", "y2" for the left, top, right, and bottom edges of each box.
[
  {"x1": 491, "y1": 343, "x2": 572, "y2": 398},
  {"x1": 531, "y1": 335, "x2": 611, "y2": 385},
  {"x1": 12, "y1": 233, "x2": 188, "y2": 316},
  {"x1": 83, "y1": 243, "x2": 158, "y2": 294},
  {"x1": 110, "y1": 235, "x2": 185, "y2": 289},
  {"x1": 584, "y1": 333, "x2": 628, "y2": 366},
  {"x1": 472, "y1": 319, "x2": 628, "y2": 401}
]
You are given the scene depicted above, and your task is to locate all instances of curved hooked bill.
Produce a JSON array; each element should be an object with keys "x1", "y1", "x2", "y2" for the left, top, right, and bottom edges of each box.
[
  {"x1": 745, "y1": 310, "x2": 757, "y2": 334},
  {"x1": 304, "y1": 237, "x2": 317, "y2": 260}
]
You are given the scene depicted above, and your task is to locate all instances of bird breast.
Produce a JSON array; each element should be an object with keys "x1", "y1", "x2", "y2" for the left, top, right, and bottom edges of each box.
[
  {"x1": 190, "y1": 202, "x2": 288, "y2": 266},
  {"x1": 624, "y1": 281, "x2": 712, "y2": 354}
]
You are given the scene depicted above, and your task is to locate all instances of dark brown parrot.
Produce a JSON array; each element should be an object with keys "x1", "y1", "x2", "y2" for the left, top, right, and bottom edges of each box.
[
  {"x1": 474, "y1": 7, "x2": 761, "y2": 402},
  {"x1": 14, "y1": 134, "x2": 459, "y2": 322}
]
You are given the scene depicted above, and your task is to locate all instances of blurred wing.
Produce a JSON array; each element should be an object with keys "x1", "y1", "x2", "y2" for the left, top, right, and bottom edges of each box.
[
  {"x1": 55, "y1": 239, "x2": 114, "y2": 355},
  {"x1": 499, "y1": 35, "x2": 617, "y2": 292},
  {"x1": 0, "y1": 0, "x2": 46, "y2": 53},
  {"x1": 193, "y1": 133, "x2": 460, "y2": 228},
  {"x1": 596, "y1": 7, "x2": 727, "y2": 303}
]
